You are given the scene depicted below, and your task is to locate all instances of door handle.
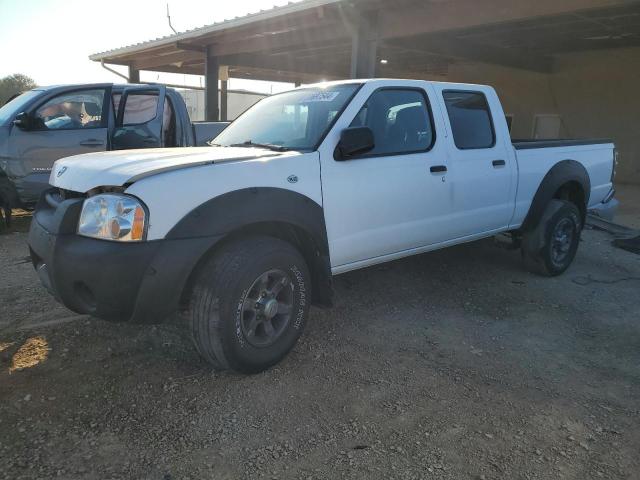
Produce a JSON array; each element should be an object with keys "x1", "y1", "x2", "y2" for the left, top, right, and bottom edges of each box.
[
  {"x1": 492, "y1": 159, "x2": 506, "y2": 167},
  {"x1": 79, "y1": 139, "x2": 104, "y2": 147},
  {"x1": 430, "y1": 165, "x2": 447, "y2": 173}
]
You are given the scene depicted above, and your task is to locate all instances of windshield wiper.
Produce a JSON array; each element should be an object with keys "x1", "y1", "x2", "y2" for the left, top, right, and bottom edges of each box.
[{"x1": 229, "y1": 141, "x2": 290, "y2": 152}]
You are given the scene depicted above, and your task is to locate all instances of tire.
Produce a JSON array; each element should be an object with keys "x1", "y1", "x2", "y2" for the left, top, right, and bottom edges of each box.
[
  {"x1": 189, "y1": 236, "x2": 311, "y2": 374},
  {"x1": 0, "y1": 176, "x2": 15, "y2": 231},
  {"x1": 521, "y1": 199, "x2": 582, "y2": 276},
  {"x1": 0, "y1": 200, "x2": 9, "y2": 232}
]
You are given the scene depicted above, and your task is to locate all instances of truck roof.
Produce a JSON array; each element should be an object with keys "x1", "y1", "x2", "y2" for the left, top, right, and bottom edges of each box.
[
  {"x1": 27, "y1": 83, "x2": 174, "y2": 94},
  {"x1": 301, "y1": 78, "x2": 493, "y2": 91}
]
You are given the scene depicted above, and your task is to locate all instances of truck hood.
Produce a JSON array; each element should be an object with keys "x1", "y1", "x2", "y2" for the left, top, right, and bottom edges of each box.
[{"x1": 50, "y1": 146, "x2": 286, "y2": 192}]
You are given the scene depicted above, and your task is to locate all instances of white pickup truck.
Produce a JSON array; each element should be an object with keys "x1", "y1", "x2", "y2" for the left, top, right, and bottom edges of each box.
[{"x1": 28, "y1": 79, "x2": 617, "y2": 373}]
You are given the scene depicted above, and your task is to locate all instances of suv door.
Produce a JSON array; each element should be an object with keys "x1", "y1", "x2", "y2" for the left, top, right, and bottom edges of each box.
[
  {"x1": 112, "y1": 86, "x2": 166, "y2": 150},
  {"x1": 320, "y1": 86, "x2": 454, "y2": 271},
  {"x1": 9, "y1": 87, "x2": 110, "y2": 201}
]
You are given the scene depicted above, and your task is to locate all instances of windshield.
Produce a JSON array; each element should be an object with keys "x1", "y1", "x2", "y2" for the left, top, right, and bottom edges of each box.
[
  {"x1": 214, "y1": 84, "x2": 360, "y2": 151},
  {"x1": 0, "y1": 90, "x2": 41, "y2": 125}
]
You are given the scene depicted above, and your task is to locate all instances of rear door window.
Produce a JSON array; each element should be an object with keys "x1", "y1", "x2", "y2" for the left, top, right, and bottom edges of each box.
[
  {"x1": 120, "y1": 93, "x2": 159, "y2": 125},
  {"x1": 442, "y1": 91, "x2": 495, "y2": 149},
  {"x1": 111, "y1": 86, "x2": 166, "y2": 150}
]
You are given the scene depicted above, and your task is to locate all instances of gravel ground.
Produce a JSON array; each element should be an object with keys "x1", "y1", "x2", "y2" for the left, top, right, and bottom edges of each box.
[{"x1": 1, "y1": 216, "x2": 639, "y2": 480}]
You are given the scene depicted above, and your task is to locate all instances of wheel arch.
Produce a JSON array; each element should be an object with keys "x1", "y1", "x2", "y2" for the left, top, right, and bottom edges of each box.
[
  {"x1": 169, "y1": 187, "x2": 333, "y2": 309},
  {"x1": 521, "y1": 159, "x2": 590, "y2": 232}
]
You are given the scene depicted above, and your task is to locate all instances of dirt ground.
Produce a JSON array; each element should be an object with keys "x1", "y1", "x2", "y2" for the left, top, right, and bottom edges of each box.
[{"x1": 1, "y1": 214, "x2": 639, "y2": 480}]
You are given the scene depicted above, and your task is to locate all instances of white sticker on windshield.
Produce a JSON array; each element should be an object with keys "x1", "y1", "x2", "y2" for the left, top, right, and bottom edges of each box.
[{"x1": 304, "y1": 91, "x2": 341, "y2": 102}]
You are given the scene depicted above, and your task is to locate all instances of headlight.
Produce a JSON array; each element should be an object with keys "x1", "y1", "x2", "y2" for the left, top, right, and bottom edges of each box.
[{"x1": 78, "y1": 194, "x2": 147, "y2": 242}]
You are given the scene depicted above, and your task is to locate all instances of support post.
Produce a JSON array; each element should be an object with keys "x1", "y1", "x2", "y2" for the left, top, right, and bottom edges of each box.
[
  {"x1": 220, "y1": 80, "x2": 228, "y2": 122},
  {"x1": 205, "y1": 49, "x2": 219, "y2": 121},
  {"x1": 349, "y1": 13, "x2": 378, "y2": 79},
  {"x1": 128, "y1": 65, "x2": 140, "y2": 83},
  {"x1": 219, "y1": 66, "x2": 229, "y2": 122}
]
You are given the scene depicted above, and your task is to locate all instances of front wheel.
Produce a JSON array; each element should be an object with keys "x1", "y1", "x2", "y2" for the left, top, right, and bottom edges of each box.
[
  {"x1": 189, "y1": 236, "x2": 311, "y2": 373},
  {"x1": 521, "y1": 199, "x2": 582, "y2": 276}
]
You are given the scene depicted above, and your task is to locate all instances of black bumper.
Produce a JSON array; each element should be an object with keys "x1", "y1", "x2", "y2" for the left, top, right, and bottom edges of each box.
[{"x1": 27, "y1": 191, "x2": 218, "y2": 323}]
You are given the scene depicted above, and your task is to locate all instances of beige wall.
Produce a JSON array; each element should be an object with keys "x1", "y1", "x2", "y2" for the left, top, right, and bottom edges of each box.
[
  {"x1": 443, "y1": 46, "x2": 640, "y2": 185},
  {"x1": 551, "y1": 47, "x2": 640, "y2": 185},
  {"x1": 446, "y1": 62, "x2": 556, "y2": 140}
]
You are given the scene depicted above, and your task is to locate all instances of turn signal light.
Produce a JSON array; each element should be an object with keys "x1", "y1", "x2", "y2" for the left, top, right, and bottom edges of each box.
[{"x1": 131, "y1": 206, "x2": 145, "y2": 241}]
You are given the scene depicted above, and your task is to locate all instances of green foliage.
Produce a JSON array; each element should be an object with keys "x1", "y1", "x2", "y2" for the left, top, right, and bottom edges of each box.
[{"x1": 0, "y1": 74, "x2": 37, "y2": 106}]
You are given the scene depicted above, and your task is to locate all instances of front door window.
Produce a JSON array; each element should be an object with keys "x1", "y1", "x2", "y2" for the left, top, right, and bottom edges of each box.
[{"x1": 33, "y1": 89, "x2": 105, "y2": 130}]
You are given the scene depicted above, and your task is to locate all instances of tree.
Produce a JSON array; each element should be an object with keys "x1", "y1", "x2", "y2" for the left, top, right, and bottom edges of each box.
[{"x1": 0, "y1": 74, "x2": 37, "y2": 106}]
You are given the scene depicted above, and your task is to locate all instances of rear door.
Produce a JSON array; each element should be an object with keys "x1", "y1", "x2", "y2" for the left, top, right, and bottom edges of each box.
[
  {"x1": 112, "y1": 86, "x2": 166, "y2": 150},
  {"x1": 433, "y1": 86, "x2": 515, "y2": 238},
  {"x1": 10, "y1": 86, "x2": 110, "y2": 179}
]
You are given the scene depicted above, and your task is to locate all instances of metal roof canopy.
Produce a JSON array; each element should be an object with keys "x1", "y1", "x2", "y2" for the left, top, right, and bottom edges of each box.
[{"x1": 90, "y1": 0, "x2": 640, "y2": 118}]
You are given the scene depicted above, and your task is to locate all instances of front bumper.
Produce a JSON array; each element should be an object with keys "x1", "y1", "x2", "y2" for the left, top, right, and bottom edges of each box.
[{"x1": 27, "y1": 190, "x2": 217, "y2": 323}]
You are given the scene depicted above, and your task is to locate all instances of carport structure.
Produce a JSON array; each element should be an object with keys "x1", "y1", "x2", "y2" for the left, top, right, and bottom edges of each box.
[{"x1": 90, "y1": 0, "x2": 640, "y2": 184}]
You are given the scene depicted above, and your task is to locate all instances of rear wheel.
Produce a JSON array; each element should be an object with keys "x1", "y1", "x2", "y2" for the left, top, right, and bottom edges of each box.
[
  {"x1": 189, "y1": 236, "x2": 311, "y2": 373},
  {"x1": 521, "y1": 199, "x2": 582, "y2": 276}
]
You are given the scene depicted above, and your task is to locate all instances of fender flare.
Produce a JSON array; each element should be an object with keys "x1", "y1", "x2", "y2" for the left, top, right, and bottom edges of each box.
[
  {"x1": 167, "y1": 187, "x2": 332, "y2": 306},
  {"x1": 521, "y1": 159, "x2": 590, "y2": 232}
]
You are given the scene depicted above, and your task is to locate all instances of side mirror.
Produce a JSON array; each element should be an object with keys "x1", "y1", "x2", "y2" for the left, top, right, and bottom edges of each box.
[
  {"x1": 335, "y1": 126, "x2": 375, "y2": 160},
  {"x1": 13, "y1": 112, "x2": 31, "y2": 130}
]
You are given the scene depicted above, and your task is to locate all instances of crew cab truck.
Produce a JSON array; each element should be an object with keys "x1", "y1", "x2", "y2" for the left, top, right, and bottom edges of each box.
[
  {"x1": 27, "y1": 79, "x2": 617, "y2": 373},
  {"x1": 0, "y1": 83, "x2": 228, "y2": 226}
]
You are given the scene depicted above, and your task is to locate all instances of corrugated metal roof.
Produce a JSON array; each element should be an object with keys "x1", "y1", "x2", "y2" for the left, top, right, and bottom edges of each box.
[{"x1": 89, "y1": 0, "x2": 344, "y2": 61}]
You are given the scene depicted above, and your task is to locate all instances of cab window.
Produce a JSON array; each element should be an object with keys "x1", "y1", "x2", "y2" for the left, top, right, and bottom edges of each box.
[
  {"x1": 443, "y1": 91, "x2": 495, "y2": 149},
  {"x1": 349, "y1": 89, "x2": 434, "y2": 156},
  {"x1": 121, "y1": 93, "x2": 159, "y2": 125},
  {"x1": 33, "y1": 89, "x2": 105, "y2": 130}
]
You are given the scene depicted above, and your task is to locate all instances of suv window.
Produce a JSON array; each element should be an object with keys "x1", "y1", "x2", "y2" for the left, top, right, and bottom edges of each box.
[
  {"x1": 350, "y1": 89, "x2": 434, "y2": 156},
  {"x1": 33, "y1": 89, "x2": 105, "y2": 130},
  {"x1": 443, "y1": 91, "x2": 495, "y2": 149}
]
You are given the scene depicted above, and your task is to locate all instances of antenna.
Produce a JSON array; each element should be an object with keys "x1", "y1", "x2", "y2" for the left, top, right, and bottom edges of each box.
[{"x1": 167, "y1": 3, "x2": 178, "y2": 34}]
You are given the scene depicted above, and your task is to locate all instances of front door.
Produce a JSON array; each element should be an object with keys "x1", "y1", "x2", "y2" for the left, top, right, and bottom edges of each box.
[
  {"x1": 9, "y1": 87, "x2": 109, "y2": 201},
  {"x1": 320, "y1": 85, "x2": 453, "y2": 271}
]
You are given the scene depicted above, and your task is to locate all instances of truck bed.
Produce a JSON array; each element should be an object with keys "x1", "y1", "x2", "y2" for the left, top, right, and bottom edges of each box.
[
  {"x1": 512, "y1": 138, "x2": 613, "y2": 150},
  {"x1": 510, "y1": 140, "x2": 615, "y2": 229}
]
